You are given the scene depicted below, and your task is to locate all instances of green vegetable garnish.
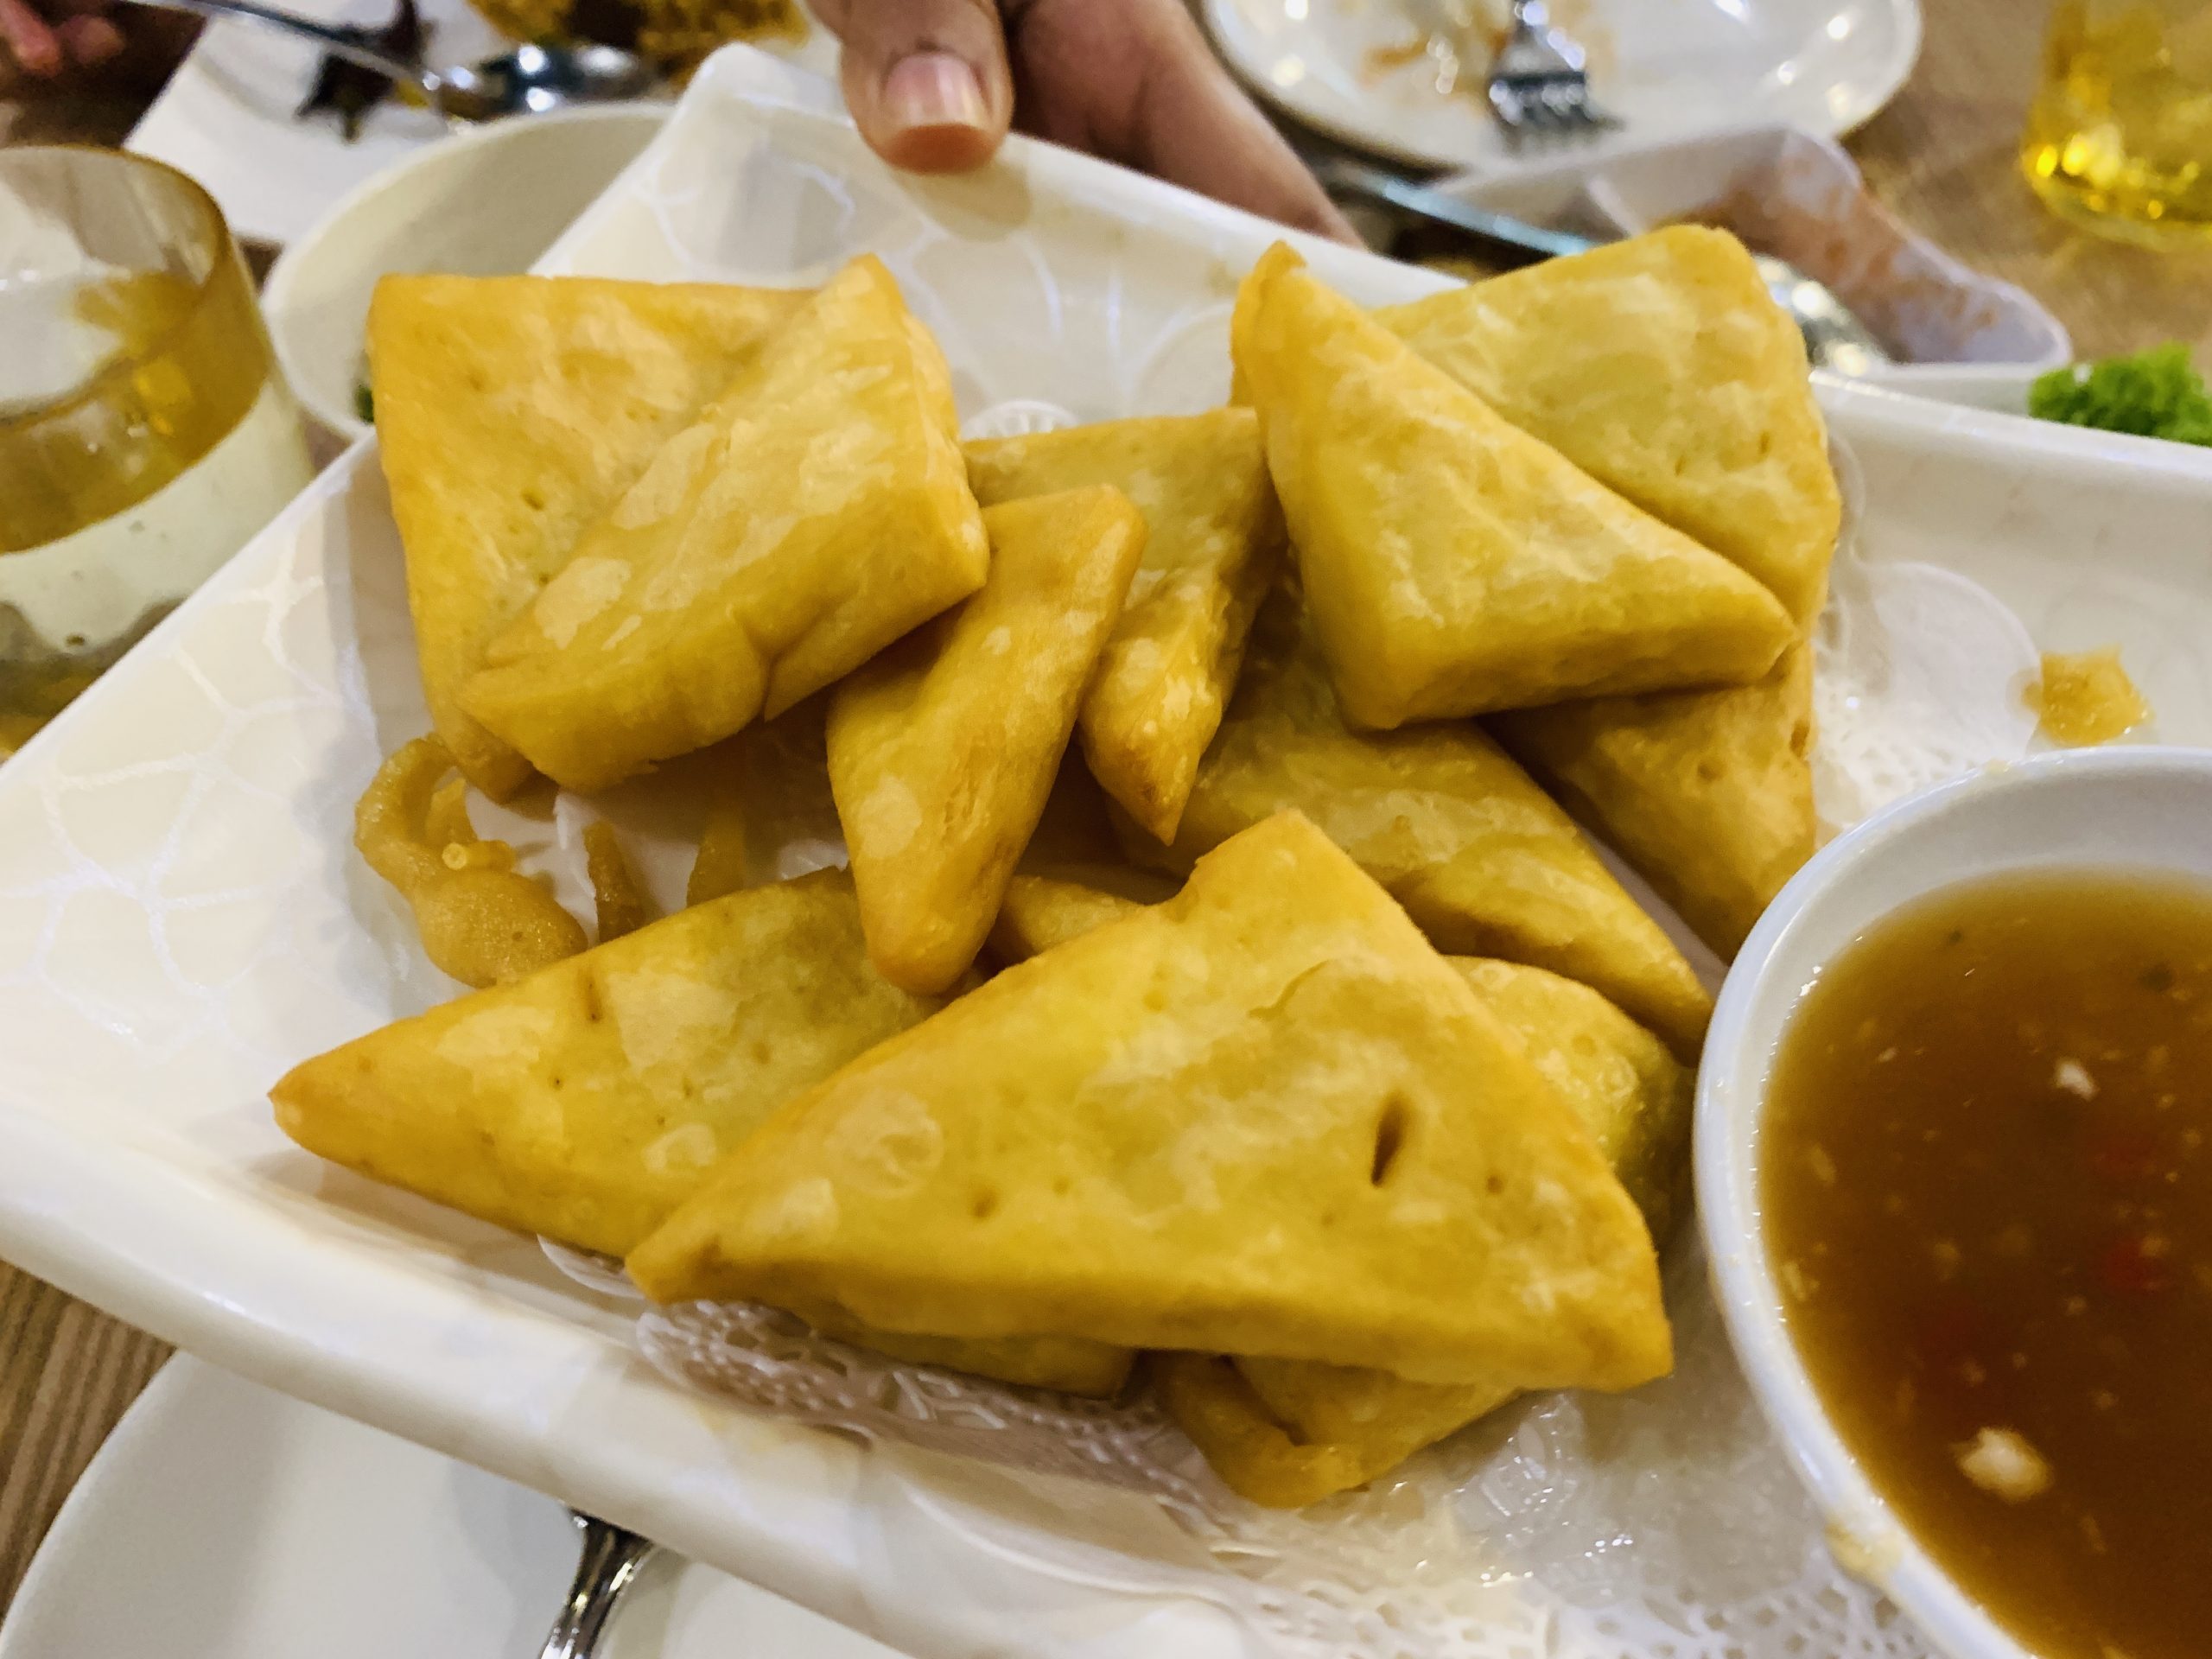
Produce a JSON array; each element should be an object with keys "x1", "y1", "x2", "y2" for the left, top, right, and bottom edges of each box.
[
  {"x1": 2029, "y1": 343, "x2": 2212, "y2": 446},
  {"x1": 355, "y1": 382, "x2": 375, "y2": 425}
]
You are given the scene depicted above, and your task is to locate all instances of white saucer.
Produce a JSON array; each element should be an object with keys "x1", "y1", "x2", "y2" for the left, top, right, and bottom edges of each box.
[
  {"x1": 1202, "y1": 0, "x2": 1922, "y2": 173},
  {"x1": 0, "y1": 1356, "x2": 903, "y2": 1658},
  {"x1": 124, "y1": 0, "x2": 838, "y2": 246}
]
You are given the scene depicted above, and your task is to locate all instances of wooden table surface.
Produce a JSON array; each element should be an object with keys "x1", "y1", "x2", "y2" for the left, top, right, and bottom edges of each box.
[{"x1": 5, "y1": 0, "x2": 2212, "y2": 1628}]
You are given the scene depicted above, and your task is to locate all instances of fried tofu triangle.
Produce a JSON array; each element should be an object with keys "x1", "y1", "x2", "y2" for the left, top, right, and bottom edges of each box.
[
  {"x1": 1231, "y1": 244, "x2": 1793, "y2": 728},
  {"x1": 1162, "y1": 960, "x2": 1693, "y2": 1506},
  {"x1": 1378, "y1": 226, "x2": 1840, "y2": 626},
  {"x1": 1125, "y1": 584, "x2": 1711, "y2": 1060},
  {"x1": 986, "y1": 874, "x2": 1145, "y2": 964},
  {"x1": 368, "y1": 275, "x2": 808, "y2": 798},
  {"x1": 829, "y1": 487, "x2": 1147, "y2": 995},
  {"x1": 1492, "y1": 643, "x2": 1817, "y2": 959},
  {"x1": 273, "y1": 870, "x2": 932, "y2": 1259},
  {"x1": 270, "y1": 870, "x2": 1127, "y2": 1395},
  {"x1": 629, "y1": 812, "x2": 1674, "y2": 1395},
  {"x1": 463, "y1": 255, "x2": 989, "y2": 791},
  {"x1": 965, "y1": 410, "x2": 1285, "y2": 842}
]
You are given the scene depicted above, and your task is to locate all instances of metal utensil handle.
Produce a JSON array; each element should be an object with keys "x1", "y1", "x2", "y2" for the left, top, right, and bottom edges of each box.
[
  {"x1": 1315, "y1": 160, "x2": 1601, "y2": 263},
  {"x1": 130, "y1": 0, "x2": 435, "y2": 92},
  {"x1": 538, "y1": 1514, "x2": 654, "y2": 1659}
]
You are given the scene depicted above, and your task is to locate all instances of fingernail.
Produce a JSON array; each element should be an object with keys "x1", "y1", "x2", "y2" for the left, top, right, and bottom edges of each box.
[{"x1": 881, "y1": 50, "x2": 987, "y2": 135}]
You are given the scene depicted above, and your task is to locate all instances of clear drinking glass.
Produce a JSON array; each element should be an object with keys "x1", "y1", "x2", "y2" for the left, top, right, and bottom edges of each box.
[
  {"x1": 0, "y1": 147, "x2": 315, "y2": 758},
  {"x1": 2022, "y1": 0, "x2": 2212, "y2": 246}
]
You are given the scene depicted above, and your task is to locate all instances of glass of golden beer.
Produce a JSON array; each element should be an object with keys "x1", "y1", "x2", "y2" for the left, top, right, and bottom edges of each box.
[
  {"x1": 2023, "y1": 0, "x2": 2212, "y2": 245},
  {"x1": 0, "y1": 148, "x2": 315, "y2": 759}
]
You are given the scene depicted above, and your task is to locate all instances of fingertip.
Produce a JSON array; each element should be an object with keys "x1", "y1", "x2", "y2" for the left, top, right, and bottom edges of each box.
[
  {"x1": 0, "y1": 0, "x2": 64, "y2": 76},
  {"x1": 868, "y1": 49, "x2": 1001, "y2": 173},
  {"x1": 57, "y1": 11, "x2": 123, "y2": 65}
]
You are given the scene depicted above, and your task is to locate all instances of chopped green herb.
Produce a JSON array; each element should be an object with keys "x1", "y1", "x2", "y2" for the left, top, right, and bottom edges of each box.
[
  {"x1": 355, "y1": 382, "x2": 374, "y2": 424},
  {"x1": 2029, "y1": 343, "x2": 2212, "y2": 446}
]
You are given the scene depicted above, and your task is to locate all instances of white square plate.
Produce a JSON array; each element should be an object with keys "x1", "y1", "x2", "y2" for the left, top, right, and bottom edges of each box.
[
  {"x1": 125, "y1": 0, "x2": 836, "y2": 246},
  {"x1": 10, "y1": 45, "x2": 2212, "y2": 1659}
]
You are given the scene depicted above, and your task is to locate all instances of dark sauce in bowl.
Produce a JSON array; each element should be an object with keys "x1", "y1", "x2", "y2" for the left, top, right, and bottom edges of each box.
[{"x1": 1764, "y1": 868, "x2": 2212, "y2": 1659}]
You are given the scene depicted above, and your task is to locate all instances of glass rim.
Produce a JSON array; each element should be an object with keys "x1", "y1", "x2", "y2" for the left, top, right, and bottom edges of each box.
[{"x1": 0, "y1": 145, "x2": 245, "y2": 434}]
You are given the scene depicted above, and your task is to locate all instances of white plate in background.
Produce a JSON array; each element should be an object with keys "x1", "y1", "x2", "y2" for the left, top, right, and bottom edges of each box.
[
  {"x1": 262, "y1": 103, "x2": 670, "y2": 437},
  {"x1": 124, "y1": 0, "x2": 836, "y2": 245},
  {"x1": 6, "y1": 44, "x2": 2211, "y2": 1659},
  {"x1": 1204, "y1": 0, "x2": 1920, "y2": 173},
  {"x1": 0, "y1": 1356, "x2": 903, "y2": 1659}
]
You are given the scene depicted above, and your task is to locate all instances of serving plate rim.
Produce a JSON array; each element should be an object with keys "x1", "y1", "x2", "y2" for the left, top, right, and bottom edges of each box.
[{"x1": 4, "y1": 43, "x2": 2209, "y2": 1659}]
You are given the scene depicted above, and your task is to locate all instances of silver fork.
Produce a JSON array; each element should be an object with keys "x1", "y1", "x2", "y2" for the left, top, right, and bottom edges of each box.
[
  {"x1": 537, "y1": 1511, "x2": 655, "y2": 1659},
  {"x1": 1484, "y1": 0, "x2": 1619, "y2": 140}
]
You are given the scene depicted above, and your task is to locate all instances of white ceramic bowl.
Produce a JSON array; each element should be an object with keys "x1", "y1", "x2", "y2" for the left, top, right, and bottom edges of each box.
[
  {"x1": 261, "y1": 104, "x2": 668, "y2": 440},
  {"x1": 1698, "y1": 745, "x2": 2212, "y2": 1659}
]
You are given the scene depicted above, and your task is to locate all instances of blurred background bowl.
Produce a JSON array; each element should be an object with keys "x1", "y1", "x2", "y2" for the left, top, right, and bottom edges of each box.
[{"x1": 262, "y1": 102, "x2": 667, "y2": 441}]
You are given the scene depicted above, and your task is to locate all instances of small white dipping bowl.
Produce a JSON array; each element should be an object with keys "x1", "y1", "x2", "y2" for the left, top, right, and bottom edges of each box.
[
  {"x1": 1697, "y1": 745, "x2": 2212, "y2": 1659},
  {"x1": 263, "y1": 104, "x2": 668, "y2": 442}
]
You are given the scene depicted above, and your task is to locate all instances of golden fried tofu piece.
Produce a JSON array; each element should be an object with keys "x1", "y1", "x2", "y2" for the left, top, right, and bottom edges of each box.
[
  {"x1": 368, "y1": 275, "x2": 809, "y2": 797},
  {"x1": 1154, "y1": 1357, "x2": 1377, "y2": 1509},
  {"x1": 1379, "y1": 227, "x2": 1840, "y2": 626},
  {"x1": 686, "y1": 762, "x2": 750, "y2": 907},
  {"x1": 272, "y1": 870, "x2": 936, "y2": 1259},
  {"x1": 463, "y1": 256, "x2": 989, "y2": 791},
  {"x1": 1125, "y1": 583, "x2": 1711, "y2": 1058},
  {"x1": 986, "y1": 874, "x2": 1146, "y2": 964},
  {"x1": 354, "y1": 735, "x2": 587, "y2": 988},
  {"x1": 584, "y1": 821, "x2": 654, "y2": 942},
  {"x1": 272, "y1": 868, "x2": 1127, "y2": 1395},
  {"x1": 1166, "y1": 958, "x2": 1692, "y2": 1506},
  {"x1": 1159, "y1": 1351, "x2": 1517, "y2": 1510},
  {"x1": 828, "y1": 488, "x2": 1146, "y2": 995},
  {"x1": 986, "y1": 895, "x2": 1693, "y2": 1230},
  {"x1": 630, "y1": 812, "x2": 1672, "y2": 1394},
  {"x1": 965, "y1": 410, "x2": 1284, "y2": 842},
  {"x1": 1447, "y1": 958, "x2": 1692, "y2": 1242},
  {"x1": 1493, "y1": 643, "x2": 1817, "y2": 958},
  {"x1": 1231, "y1": 245, "x2": 1793, "y2": 728}
]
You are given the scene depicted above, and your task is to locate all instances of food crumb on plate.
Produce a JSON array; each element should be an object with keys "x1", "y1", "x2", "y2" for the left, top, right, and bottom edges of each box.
[{"x1": 2030, "y1": 647, "x2": 2149, "y2": 746}]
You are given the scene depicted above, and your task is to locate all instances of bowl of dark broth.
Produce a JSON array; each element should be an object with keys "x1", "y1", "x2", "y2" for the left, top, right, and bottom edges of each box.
[{"x1": 1700, "y1": 748, "x2": 2212, "y2": 1659}]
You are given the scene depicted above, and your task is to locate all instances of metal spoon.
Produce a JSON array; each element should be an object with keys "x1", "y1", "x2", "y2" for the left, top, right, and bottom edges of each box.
[
  {"x1": 1317, "y1": 157, "x2": 1893, "y2": 374},
  {"x1": 537, "y1": 1511, "x2": 655, "y2": 1659},
  {"x1": 136, "y1": 0, "x2": 653, "y2": 122}
]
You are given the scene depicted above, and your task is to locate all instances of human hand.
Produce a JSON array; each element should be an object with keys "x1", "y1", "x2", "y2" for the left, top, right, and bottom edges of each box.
[
  {"x1": 812, "y1": 0, "x2": 1357, "y2": 244},
  {"x1": 0, "y1": 0, "x2": 199, "y2": 88},
  {"x1": 0, "y1": 0, "x2": 124, "y2": 75}
]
